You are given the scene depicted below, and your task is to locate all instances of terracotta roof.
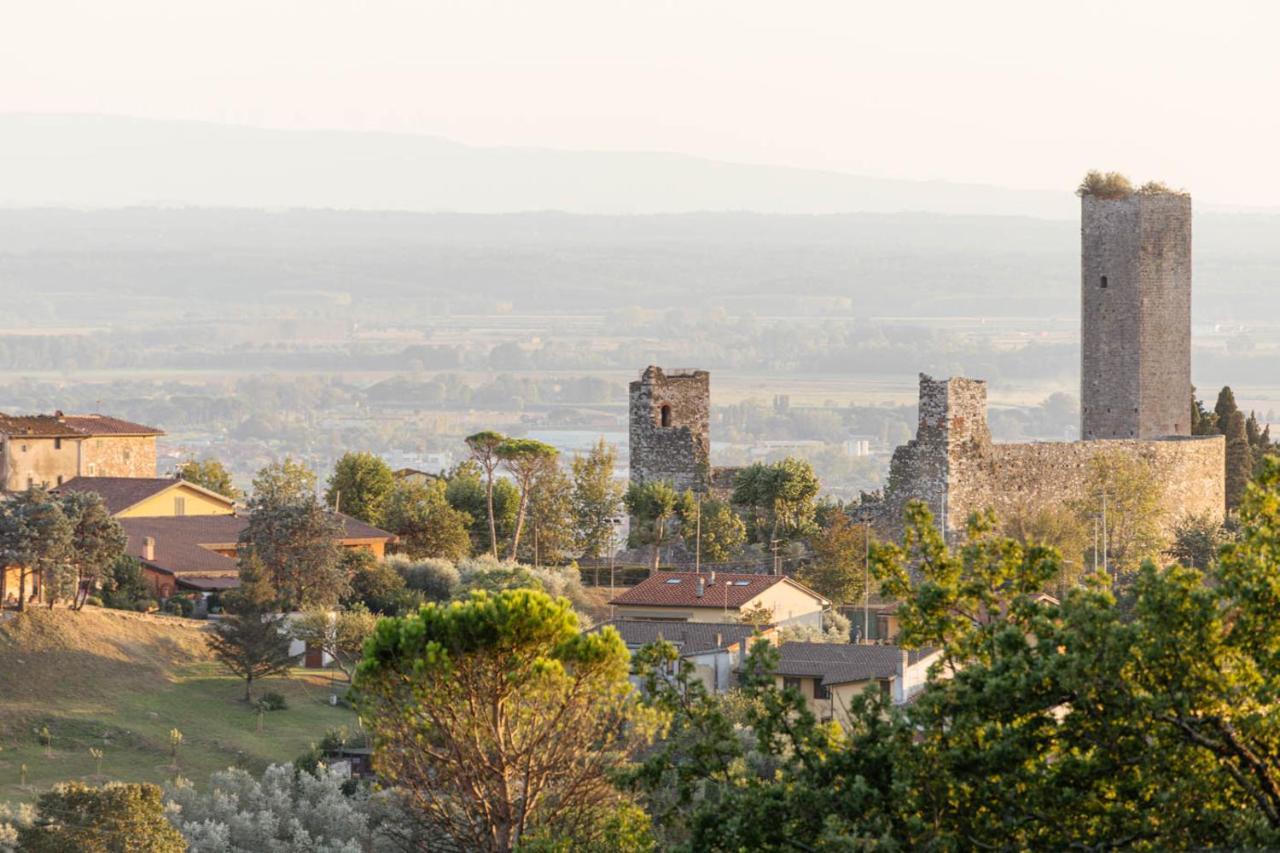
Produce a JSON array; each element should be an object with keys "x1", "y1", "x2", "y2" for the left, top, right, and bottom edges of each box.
[
  {"x1": 594, "y1": 620, "x2": 761, "y2": 655},
  {"x1": 0, "y1": 412, "x2": 163, "y2": 438},
  {"x1": 0, "y1": 414, "x2": 83, "y2": 438},
  {"x1": 121, "y1": 516, "x2": 243, "y2": 575},
  {"x1": 59, "y1": 415, "x2": 164, "y2": 436},
  {"x1": 774, "y1": 641, "x2": 933, "y2": 686},
  {"x1": 120, "y1": 513, "x2": 395, "y2": 578},
  {"x1": 610, "y1": 571, "x2": 826, "y2": 609},
  {"x1": 56, "y1": 477, "x2": 220, "y2": 516}
]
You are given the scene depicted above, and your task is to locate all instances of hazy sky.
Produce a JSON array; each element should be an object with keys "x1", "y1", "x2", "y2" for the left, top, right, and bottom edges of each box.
[{"x1": 5, "y1": 0, "x2": 1279, "y2": 204}]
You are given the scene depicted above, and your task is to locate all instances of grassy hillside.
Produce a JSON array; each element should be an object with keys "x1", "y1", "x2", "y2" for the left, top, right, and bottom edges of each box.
[{"x1": 0, "y1": 607, "x2": 358, "y2": 805}]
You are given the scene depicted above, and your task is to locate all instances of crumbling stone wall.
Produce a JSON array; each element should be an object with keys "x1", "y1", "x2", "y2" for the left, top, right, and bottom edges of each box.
[
  {"x1": 878, "y1": 375, "x2": 1224, "y2": 541},
  {"x1": 1082, "y1": 192, "x2": 1192, "y2": 439},
  {"x1": 629, "y1": 366, "x2": 711, "y2": 493}
]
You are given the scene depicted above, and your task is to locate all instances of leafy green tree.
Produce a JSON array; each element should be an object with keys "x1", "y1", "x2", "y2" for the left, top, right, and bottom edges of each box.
[
  {"x1": 60, "y1": 491, "x2": 127, "y2": 610},
  {"x1": 0, "y1": 487, "x2": 72, "y2": 611},
  {"x1": 208, "y1": 556, "x2": 294, "y2": 701},
  {"x1": 625, "y1": 480, "x2": 680, "y2": 572},
  {"x1": 341, "y1": 548, "x2": 406, "y2": 613},
  {"x1": 523, "y1": 460, "x2": 576, "y2": 566},
  {"x1": 1002, "y1": 500, "x2": 1092, "y2": 593},
  {"x1": 99, "y1": 555, "x2": 154, "y2": 611},
  {"x1": 445, "y1": 461, "x2": 518, "y2": 554},
  {"x1": 176, "y1": 457, "x2": 240, "y2": 499},
  {"x1": 250, "y1": 457, "x2": 317, "y2": 506},
  {"x1": 571, "y1": 439, "x2": 625, "y2": 559},
  {"x1": 797, "y1": 512, "x2": 868, "y2": 606},
  {"x1": 384, "y1": 478, "x2": 473, "y2": 561},
  {"x1": 1225, "y1": 409, "x2": 1254, "y2": 512},
  {"x1": 325, "y1": 451, "x2": 395, "y2": 526},
  {"x1": 1168, "y1": 510, "x2": 1232, "y2": 570},
  {"x1": 497, "y1": 438, "x2": 560, "y2": 560},
  {"x1": 241, "y1": 462, "x2": 346, "y2": 609},
  {"x1": 676, "y1": 494, "x2": 746, "y2": 565},
  {"x1": 1071, "y1": 448, "x2": 1165, "y2": 580},
  {"x1": 464, "y1": 430, "x2": 506, "y2": 558},
  {"x1": 354, "y1": 589, "x2": 650, "y2": 851},
  {"x1": 18, "y1": 782, "x2": 184, "y2": 852},
  {"x1": 731, "y1": 457, "x2": 820, "y2": 545}
]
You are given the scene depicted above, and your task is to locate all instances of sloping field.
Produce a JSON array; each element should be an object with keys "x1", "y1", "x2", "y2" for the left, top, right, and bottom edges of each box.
[{"x1": 0, "y1": 607, "x2": 357, "y2": 805}]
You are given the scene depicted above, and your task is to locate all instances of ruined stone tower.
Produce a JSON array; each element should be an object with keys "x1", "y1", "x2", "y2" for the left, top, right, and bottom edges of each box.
[
  {"x1": 628, "y1": 366, "x2": 711, "y2": 493},
  {"x1": 1081, "y1": 190, "x2": 1192, "y2": 439}
]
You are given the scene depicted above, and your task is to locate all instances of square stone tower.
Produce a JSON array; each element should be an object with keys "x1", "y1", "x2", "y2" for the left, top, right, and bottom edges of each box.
[
  {"x1": 1081, "y1": 190, "x2": 1192, "y2": 439},
  {"x1": 628, "y1": 366, "x2": 711, "y2": 493}
]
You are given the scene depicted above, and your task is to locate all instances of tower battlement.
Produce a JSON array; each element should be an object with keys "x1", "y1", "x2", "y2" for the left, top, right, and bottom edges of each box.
[{"x1": 628, "y1": 366, "x2": 711, "y2": 493}]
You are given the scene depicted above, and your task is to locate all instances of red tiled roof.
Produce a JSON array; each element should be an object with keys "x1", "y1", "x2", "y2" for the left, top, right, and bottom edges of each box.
[
  {"x1": 611, "y1": 571, "x2": 803, "y2": 609},
  {"x1": 0, "y1": 414, "x2": 83, "y2": 438},
  {"x1": 0, "y1": 412, "x2": 163, "y2": 438},
  {"x1": 120, "y1": 513, "x2": 396, "y2": 577},
  {"x1": 60, "y1": 414, "x2": 164, "y2": 436},
  {"x1": 56, "y1": 476, "x2": 232, "y2": 516}
]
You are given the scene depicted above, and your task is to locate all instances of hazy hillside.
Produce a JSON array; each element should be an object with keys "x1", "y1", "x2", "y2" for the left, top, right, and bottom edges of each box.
[{"x1": 0, "y1": 114, "x2": 1076, "y2": 217}]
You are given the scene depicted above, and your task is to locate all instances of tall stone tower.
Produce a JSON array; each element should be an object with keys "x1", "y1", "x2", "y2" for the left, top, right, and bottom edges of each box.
[
  {"x1": 1081, "y1": 190, "x2": 1192, "y2": 440},
  {"x1": 628, "y1": 366, "x2": 711, "y2": 493}
]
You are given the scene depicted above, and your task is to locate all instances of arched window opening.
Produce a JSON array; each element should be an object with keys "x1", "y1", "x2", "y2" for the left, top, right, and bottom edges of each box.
[{"x1": 660, "y1": 405, "x2": 672, "y2": 427}]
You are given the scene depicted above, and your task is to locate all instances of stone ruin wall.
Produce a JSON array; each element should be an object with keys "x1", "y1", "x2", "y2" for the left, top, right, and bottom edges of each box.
[
  {"x1": 877, "y1": 375, "x2": 1224, "y2": 541},
  {"x1": 628, "y1": 366, "x2": 711, "y2": 493},
  {"x1": 958, "y1": 435, "x2": 1224, "y2": 538}
]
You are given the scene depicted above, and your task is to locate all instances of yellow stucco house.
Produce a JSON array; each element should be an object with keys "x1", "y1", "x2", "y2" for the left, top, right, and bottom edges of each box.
[{"x1": 609, "y1": 571, "x2": 830, "y2": 629}]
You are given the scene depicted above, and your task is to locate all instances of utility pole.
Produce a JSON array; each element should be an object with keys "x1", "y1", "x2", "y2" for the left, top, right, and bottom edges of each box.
[
  {"x1": 1101, "y1": 487, "x2": 1109, "y2": 581},
  {"x1": 771, "y1": 538, "x2": 781, "y2": 576},
  {"x1": 695, "y1": 499, "x2": 702, "y2": 573},
  {"x1": 863, "y1": 522, "x2": 871, "y2": 645}
]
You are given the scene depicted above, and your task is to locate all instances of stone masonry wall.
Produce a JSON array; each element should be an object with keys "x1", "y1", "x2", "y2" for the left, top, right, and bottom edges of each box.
[
  {"x1": 878, "y1": 375, "x2": 1224, "y2": 542},
  {"x1": 81, "y1": 435, "x2": 158, "y2": 478},
  {"x1": 629, "y1": 366, "x2": 711, "y2": 493},
  {"x1": 1082, "y1": 192, "x2": 1191, "y2": 439}
]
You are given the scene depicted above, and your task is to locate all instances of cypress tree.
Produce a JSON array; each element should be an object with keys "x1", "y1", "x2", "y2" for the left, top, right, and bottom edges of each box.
[
  {"x1": 1224, "y1": 410, "x2": 1253, "y2": 513},
  {"x1": 1215, "y1": 386, "x2": 1240, "y2": 434}
]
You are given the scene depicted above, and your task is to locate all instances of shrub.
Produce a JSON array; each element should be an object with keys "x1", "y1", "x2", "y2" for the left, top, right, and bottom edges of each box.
[
  {"x1": 1076, "y1": 170, "x2": 1133, "y2": 199},
  {"x1": 84, "y1": 595, "x2": 104, "y2": 608},
  {"x1": 388, "y1": 554, "x2": 460, "y2": 602},
  {"x1": 257, "y1": 692, "x2": 288, "y2": 712}
]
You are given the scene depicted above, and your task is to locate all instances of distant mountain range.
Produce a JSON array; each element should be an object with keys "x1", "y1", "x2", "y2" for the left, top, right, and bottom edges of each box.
[{"x1": 0, "y1": 114, "x2": 1081, "y2": 218}]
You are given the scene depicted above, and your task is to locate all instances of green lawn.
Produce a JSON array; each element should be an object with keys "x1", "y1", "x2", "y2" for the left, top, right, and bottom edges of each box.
[{"x1": 0, "y1": 663, "x2": 359, "y2": 806}]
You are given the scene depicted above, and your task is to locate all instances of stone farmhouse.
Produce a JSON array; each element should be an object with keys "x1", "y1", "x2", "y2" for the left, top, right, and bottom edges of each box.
[{"x1": 0, "y1": 412, "x2": 163, "y2": 490}]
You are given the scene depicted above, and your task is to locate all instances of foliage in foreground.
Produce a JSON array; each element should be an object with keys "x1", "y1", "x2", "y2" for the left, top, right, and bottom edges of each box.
[
  {"x1": 355, "y1": 588, "x2": 654, "y2": 851},
  {"x1": 627, "y1": 460, "x2": 1280, "y2": 849},
  {"x1": 14, "y1": 782, "x2": 185, "y2": 852}
]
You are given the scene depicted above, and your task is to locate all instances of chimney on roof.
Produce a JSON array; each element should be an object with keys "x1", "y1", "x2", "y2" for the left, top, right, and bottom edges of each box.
[
  {"x1": 714, "y1": 631, "x2": 722, "y2": 648},
  {"x1": 708, "y1": 571, "x2": 716, "y2": 586},
  {"x1": 695, "y1": 577, "x2": 705, "y2": 598},
  {"x1": 143, "y1": 536, "x2": 155, "y2": 562}
]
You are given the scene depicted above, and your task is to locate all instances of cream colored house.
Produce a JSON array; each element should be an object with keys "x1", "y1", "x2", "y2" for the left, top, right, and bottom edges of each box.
[
  {"x1": 768, "y1": 641, "x2": 942, "y2": 728},
  {"x1": 609, "y1": 571, "x2": 829, "y2": 629},
  {"x1": 595, "y1": 619, "x2": 771, "y2": 694}
]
